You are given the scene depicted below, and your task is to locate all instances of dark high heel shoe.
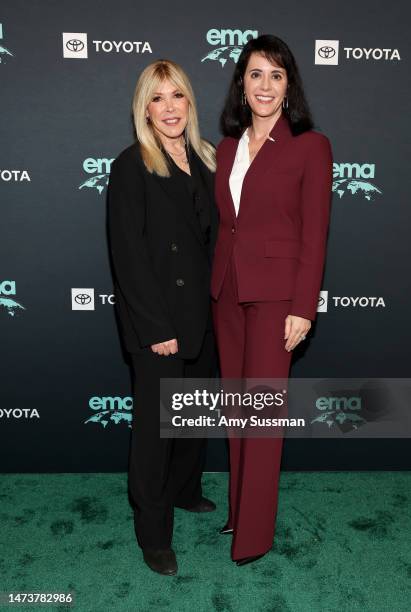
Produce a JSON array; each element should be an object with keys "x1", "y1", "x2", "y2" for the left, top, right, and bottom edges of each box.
[
  {"x1": 235, "y1": 553, "x2": 265, "y2": 566},
  {"x1": 219, "y1": 524, "x2": 234, "y2": 535}
]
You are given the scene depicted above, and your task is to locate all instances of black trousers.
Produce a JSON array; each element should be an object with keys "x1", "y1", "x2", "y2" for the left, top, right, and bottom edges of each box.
[{"x1": 128, "y1": 329, "x2": 217, "y2": 549}]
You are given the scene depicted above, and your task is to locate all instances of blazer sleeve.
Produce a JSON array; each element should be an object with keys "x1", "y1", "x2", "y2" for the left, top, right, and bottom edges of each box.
[
  {"x1": 289, "y1": 134, "x2": 333, "y2": 322},
  {"x1": 107, "y1": 154, "x2": 177, "y2": 347}
]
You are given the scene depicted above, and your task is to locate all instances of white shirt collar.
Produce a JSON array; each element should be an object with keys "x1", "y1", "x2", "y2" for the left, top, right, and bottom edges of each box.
[
  {"x1": 240, "y1": 127, "x2": 275, "y2": 143},
  {"x1": 234, "y1": 128, "x2": 250, "y2": 164},
  {"x1": 240, "y1": 128, "x2": 249, "y2": 143}
]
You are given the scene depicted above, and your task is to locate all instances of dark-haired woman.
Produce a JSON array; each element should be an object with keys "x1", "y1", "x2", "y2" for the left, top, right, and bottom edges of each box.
[{"x1": 211, "y1": 35, "x2": 333, "y2": 565}]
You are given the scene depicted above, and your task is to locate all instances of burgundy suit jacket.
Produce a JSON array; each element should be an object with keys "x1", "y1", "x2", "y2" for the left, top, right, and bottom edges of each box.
[{"x1": 210, "y1": 113, "x2": 333, "y2": 321}]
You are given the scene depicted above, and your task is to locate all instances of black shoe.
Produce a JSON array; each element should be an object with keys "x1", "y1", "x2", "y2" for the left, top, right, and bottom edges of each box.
[
  {"x1": 219, "y1": 523, "x2": 234, "y2": 534},
  {"x1": 142, "y1": 548, "x2": 177, "y2": 576},
  {"x1": 180, "y1": 497, "x2": 216, "y2": 512},
  {"x1": 235, "y1": 553, "x2": 265, "y2": 566}
]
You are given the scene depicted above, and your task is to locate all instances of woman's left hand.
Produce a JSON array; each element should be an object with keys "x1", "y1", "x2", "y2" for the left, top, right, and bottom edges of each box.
[{"x1": 284, "y1": 315, "x2": 311, "y2": 352}]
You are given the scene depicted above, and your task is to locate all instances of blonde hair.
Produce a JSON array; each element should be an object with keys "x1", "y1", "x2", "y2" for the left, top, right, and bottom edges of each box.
[{"x1": 132, "y1": 59, "x2": 216, "y2": 177}]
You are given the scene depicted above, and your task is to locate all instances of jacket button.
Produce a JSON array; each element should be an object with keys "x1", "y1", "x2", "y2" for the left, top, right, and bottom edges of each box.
[
  {"x1": 231, "y1": 226, "x2": 236, "y2": 234},
  {"x1": 171, "y1": 243, "x2": 178, "y2": 252},
  {"x1": 176, "y1": 278, "x2": 185, "y2": 287}
]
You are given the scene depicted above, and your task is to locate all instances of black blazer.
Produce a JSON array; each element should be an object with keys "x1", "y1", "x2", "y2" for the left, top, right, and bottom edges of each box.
[{"x1": 107, "y1": 142, "x2": 219, "y2": 360}]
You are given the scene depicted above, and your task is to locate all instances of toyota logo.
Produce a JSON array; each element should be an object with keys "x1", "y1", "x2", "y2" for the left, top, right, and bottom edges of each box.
[
  {"x1": 318, "y1": 296, "x2": 325, "y2": 307},
  {"x1": 318, "y1": 46, "x2": 336, "y2": 59},
  {"x1": 66, "y1": 39, "x2": 85, "y2": 53},
  {"x1": 75, "y1": 293, "x2": 92, "y2": 305}
]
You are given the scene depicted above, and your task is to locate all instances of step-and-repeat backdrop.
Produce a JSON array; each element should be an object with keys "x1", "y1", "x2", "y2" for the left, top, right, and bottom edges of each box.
[{"x1": 2, "y1": 1, "x2": 410, "y2": 471}]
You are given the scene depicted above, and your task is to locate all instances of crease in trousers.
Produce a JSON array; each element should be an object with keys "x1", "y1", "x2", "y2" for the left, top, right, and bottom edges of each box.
[{"x1": 212, "y1": 255, "x2": 293, "y2": 560}]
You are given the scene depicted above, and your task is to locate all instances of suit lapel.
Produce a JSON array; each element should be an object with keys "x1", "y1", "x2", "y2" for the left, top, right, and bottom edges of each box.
[
  {"x1": 238, "y1": 114, "x2": 293, "y2": 218},
  {"x1": 194, "y1": 149, "x2": 213, "y2": 201},
  {"x1": 220, "y1": 114, "x2": 293, "y2": 223},
  {"x1": 194, "y1": 148, "x2": 219, "y2": 255},
  {"x1": 246, "y1": 114, "x2": 292, "y2": 177},
  {"x1": 219, "y1": 138, "x2": 238, "y2": 222}
]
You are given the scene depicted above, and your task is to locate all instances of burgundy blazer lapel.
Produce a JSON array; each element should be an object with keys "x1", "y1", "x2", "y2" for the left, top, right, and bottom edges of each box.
[
  {"x1": 218, "y1": 114, "x2": 294, "y2": 225},
  {"x1": 218, "y1": 137, "x2": 238, "y2": 223},
  {"x1": 238, "y1": 114, "x2": 293, "y2": 218}
]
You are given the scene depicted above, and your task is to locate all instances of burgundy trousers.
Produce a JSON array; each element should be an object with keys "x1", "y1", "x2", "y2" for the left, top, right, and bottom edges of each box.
[{"x1": 212, "y1": 256, "x2": 293, "y2": 560}]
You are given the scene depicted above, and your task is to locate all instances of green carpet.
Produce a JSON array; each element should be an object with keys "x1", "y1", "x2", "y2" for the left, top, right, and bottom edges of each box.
[{"x1": 0, "y1": 472, "x2": 410, "y2": 612}]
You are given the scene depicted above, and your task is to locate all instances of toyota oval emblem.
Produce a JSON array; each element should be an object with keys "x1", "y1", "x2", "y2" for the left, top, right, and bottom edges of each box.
[
  {"x1": 318, "y1": 46, "x2": 336, "y2": 59},
  {"x1": 66, "y1": 39, "x2": 85, "y2": 52},
  {"x1": 318, "y1": 296, "x2": 325, "y2": 307},
  {"x1": 75, "y1": 294, "x2": 92, "y2": 305}
]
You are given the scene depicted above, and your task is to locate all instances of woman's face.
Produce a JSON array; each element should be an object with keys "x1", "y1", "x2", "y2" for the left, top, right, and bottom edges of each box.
[
  {"x1": 243, "y1": 52, "x2": 288, "y2": 119},
  {"x1": 146, "y1": 78, "x2": 189, "y2": 141}
]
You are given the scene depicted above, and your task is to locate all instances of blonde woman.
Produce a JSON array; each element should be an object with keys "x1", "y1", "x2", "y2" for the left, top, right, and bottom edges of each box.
[{"x1": 107, "y1": 60, "x2": 218, "y2": 576}]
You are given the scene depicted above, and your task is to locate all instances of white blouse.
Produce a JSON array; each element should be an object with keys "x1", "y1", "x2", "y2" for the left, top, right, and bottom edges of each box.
[
  {"x1": 229, "y1": 128, "x2": 250, "y2": 217},
  {"x1": 229, "y1": 128, "x2": 276, "y2": 216}
]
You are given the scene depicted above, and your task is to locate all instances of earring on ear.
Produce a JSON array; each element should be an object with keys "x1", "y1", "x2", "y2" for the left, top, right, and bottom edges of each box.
[
  {"x1": 239, "y1": 77, "x2": 247, "y2": 106},
  {"x1": 282, "y1": 96, "x2": 288, "y2": 110}
]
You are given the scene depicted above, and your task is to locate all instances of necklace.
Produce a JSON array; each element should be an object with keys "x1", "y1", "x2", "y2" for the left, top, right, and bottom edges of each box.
[
  {"x1": 164, "y1": 144, "x2": 189, "y2": 165},
  {"x1": 166, "y1": 148, "x2": 186, "y2": 157}
]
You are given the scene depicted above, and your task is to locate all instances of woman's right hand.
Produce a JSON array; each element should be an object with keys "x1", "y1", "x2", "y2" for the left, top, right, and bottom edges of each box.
[{"x1": 151, "y1": 339, "x2": 179, "y2": 356}]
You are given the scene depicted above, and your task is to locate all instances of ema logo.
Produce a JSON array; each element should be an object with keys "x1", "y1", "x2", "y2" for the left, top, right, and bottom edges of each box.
[
  {"x1": 84, "y1": 396, "x2": 133, "y2": 428},
  {"x1": 202, "y1": 29, "x2": 258, "y2": 67},
  {"x1": 333, "y1": 163, "x2": 382, "y2": 201},
  {"x1": 0, "y1": 24, "x2": 14, "y2": 64},
  {"x1": 78, "y1": 157, "x2": 113, "y2": 194},
  {"x1": 63, "y1": 32, "x2": 152, "y2": 58},
  {"x1": 0, "y1": 281, "x2": 26, "y2": 317},
  {"x1": 315, "y1": 39, "x2": 400, "y2": 65},
  {"x1": 310, "y1": 395, "x2": 366, "y2": 431}
]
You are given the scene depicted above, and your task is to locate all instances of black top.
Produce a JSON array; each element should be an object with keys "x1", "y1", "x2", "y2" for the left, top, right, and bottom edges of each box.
[
  {"x1": 166, "y1": 146, "x2": 212, "y2": 249},
  {"x1": 165, "y1": 146, "x2": 214, "y2": 331}
]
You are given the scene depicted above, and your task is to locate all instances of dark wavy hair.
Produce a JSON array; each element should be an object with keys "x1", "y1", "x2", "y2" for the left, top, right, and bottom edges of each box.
[{"x1": 220, "y1": 34, "x2": 314, "y2": 138}]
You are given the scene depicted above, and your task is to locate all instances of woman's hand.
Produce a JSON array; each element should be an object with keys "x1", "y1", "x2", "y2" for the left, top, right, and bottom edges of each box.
[
  {"x1": 284, "y1": 315, "x2": 311, "y2": 352},
  {"x1": 151, "y1": 339, "x2": 179, "y2": 356}
]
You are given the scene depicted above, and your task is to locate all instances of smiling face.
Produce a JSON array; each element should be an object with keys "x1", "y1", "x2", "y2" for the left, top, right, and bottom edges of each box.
[
  {"x1": 243, "y1": 52, "x2": 288, "y2": 120},
  {"x1": 146, "y1": 78, "x2": 189, "y2": 142}
]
